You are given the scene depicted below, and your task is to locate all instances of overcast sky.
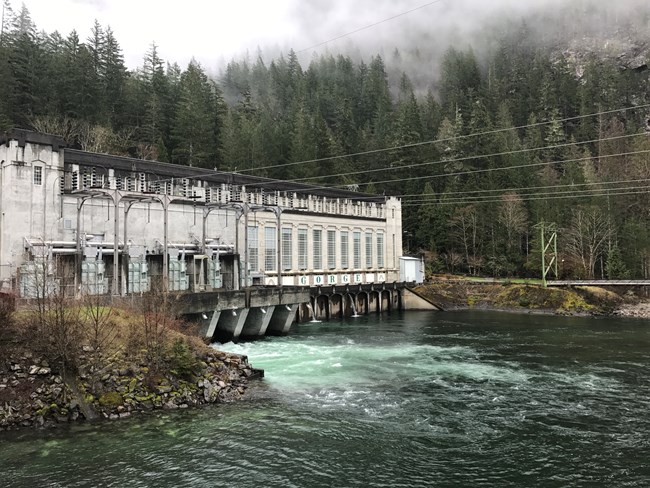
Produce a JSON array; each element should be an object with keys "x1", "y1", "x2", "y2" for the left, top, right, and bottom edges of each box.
[
  {"x1": 6, "y1": 0, "x2": 545, "y2": 70},
  {"x1": 8, "y1": 0, "x2": 646, "y2": 72},
  {"x1": 12, "y1": 0, "x2": 304, "y2": 70}
]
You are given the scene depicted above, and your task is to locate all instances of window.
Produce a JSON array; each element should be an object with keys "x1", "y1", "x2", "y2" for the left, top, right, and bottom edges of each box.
[
  {"x1": 340, "y1": 231, "x2": 349, "y2": 269},
  {"x1": 377, "y1": 233, "x2": 385, "y2": 268},
  {"x1": 33, "y1": 166, "x2": 42, "y2": 185},
  {"x1": 365, "y1": 232, "x2": 373, "y2": 268},
  {"x1": 327, "y1": 230, "x2": 336, "y2": 269},
  {"x1": 298, "y1": 228, "x2": 308, "y2": 270},
  {"x1": 265, "y1": 227, "x2": 276, "y2": 272},
  {"x1": 282, "y1": 227, "x2": 292, "y2": 271},
  {"x1": 353, "y1": 231, "x2": 361, "y2": 269},
  {"x1": 313, "y1": 229, "x2": 322, "y2": 270},
  {"x1": 247, "y1": 226, "x2": 258, "y2": 271}
]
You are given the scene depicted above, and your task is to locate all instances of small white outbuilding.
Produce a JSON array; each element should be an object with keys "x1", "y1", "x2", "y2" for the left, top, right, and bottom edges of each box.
[{"x1": 399, "y1": 256, "x2": 425, "y2": 283}]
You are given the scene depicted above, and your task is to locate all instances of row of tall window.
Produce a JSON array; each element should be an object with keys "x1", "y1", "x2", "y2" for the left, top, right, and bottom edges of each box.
[
  {"x1": 247, "y1": 226, "x2": 385, "y2": 273},
  {"x1": 264, "y1": 227, "x2": 276, "y2": 271}
]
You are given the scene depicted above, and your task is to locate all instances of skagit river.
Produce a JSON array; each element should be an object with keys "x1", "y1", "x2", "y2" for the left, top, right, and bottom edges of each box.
[{"x1": 2, "y1": 310, "x2": 650, "y2": 487}]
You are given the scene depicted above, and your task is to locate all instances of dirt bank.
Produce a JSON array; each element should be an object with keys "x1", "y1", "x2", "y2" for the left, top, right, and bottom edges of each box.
[{"x1": 415, "y1": 282, "x2": 649, "y2": 318}]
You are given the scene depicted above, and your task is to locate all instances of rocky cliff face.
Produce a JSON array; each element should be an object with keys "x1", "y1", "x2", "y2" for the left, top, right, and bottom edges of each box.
[
  {"x1": 559, "y1": 35, "x2": 649, "y2": 79},
  {"x1": 544, "y1": 2, "x2": 650, "y2": 76}
]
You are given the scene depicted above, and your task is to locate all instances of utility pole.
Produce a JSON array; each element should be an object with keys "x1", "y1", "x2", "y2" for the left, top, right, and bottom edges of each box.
[{"x1": 534, "y1": 221, "x2": 558, "y2": 287}]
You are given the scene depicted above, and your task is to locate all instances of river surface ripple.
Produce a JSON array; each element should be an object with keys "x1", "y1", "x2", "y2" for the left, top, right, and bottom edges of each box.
[{"x1": 2, "y1": 311, "x2": 650, "y2": 487}]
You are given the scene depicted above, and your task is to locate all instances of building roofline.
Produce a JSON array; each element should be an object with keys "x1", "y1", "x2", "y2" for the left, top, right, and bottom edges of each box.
[
  {"x1": 65, "y1": 148, "x2": 389, "y2": 203},
  {"x1": 3, "y1": 128, "x2": 394, "y2": 203},
  {"x1": 1, "y1": 128, "x2": 66, "y2": 151}
]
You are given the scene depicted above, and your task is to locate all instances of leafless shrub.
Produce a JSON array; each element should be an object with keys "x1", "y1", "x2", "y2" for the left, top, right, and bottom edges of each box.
[
  {"x1": 129, "y1": 282, "x2": 182, "y2": 372},
  {"x1": 80, "y1": 291, "x2": 118, "y2": 379},
  {"x1": 29, "y1": 257, "x2": 83, "y2": 379}
]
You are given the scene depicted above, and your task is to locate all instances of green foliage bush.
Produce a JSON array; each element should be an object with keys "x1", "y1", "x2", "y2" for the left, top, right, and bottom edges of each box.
[{"x1": 168, "y1": 338, "x2": 199, "y2": 379}]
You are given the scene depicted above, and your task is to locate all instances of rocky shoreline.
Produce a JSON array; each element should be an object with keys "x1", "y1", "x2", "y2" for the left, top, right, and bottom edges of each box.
[
  {"x1": 0, "y1": 349, "x2": 262, "y2": 432},
  {"x1": 612, "y1": 302, "x2": 650, "y2": 319}
]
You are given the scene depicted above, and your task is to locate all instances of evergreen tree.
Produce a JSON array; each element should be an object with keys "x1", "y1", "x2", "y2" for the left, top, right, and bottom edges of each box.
[
  {"x1": 6, "y1": 3, "x2": 41, "y2": 126},
  {"x1": 137, "y1": 42, "x2": 170, "y2": 158},
  {"x1": 605, "y1": 244, "x2": 630, "y2": 279},
  {"x1": 439, "y1": 47, "x2": 481, "y2": 118},
  {"x1": 171, "y1": 60, "x2": 220, "y2": 167},
  {"x1": 100, "y1": 26, "x2": 127, "y2": 128}
]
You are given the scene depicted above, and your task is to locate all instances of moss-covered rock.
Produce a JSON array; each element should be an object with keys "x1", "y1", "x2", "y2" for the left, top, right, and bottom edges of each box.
[{"x1": 98, "y1": 392, "x2": 124, "y2": 408}]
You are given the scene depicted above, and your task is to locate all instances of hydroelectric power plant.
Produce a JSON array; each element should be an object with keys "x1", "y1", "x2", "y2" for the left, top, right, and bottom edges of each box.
[{"x1": 0, "y1": 129, "x2": 435, "y2": 340}]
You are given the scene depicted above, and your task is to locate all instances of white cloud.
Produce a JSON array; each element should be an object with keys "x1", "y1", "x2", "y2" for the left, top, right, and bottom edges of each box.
[
  {"x1": 11, "y1": 0, "x2": 649, "y2": 73},
  {"x1": 17, "y1": 0, "x2": 300, "y2": 69}
]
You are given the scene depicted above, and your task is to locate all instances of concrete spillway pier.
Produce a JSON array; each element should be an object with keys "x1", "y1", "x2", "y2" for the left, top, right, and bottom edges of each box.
[
  {"x1": 176, "y1": 287, "x2": 308, "y2": 342},
  {"x1": 302, "y1": 283, "x2": 441, "y2": 322},
  {"x1": 176, "y1": 282, "x2": 439, "y2": 342}
]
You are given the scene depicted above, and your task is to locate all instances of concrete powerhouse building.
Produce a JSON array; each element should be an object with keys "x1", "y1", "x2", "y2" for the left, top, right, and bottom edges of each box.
[{"x1": 0, "y1": 129, "x2": 404, "y2": 298}]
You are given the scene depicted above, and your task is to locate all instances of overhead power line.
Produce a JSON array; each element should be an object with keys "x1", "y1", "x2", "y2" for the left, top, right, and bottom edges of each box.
[
  {"x1": 236, "y1": 146, "x2": 650, "y2": 202},
  {"x1": 284, "y1": 132, "x2": 646, "y2": 184},
  {"x1": 235, "y1": 103, "x2": 650, "y2": 175},
  {"x1": 402, "y1": 187, "x2": 650, "y2": 207},
  {"x1": 110, "y1": 103, "x2": 650, "y2": 204},
  {"x1": 399, "y1": 176, "x2": 650, "y2": 200},
  {"x1": 295, "y1": 1, "x2": 445, "y2": 55},
  {"x1": 353, "y1": 148, "x2": 650, "y2": 189},
  {"x1": 404, "y1": 182, "x2": 650, "y2": 204}
]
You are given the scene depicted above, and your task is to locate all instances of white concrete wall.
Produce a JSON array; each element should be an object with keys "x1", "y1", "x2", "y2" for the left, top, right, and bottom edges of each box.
[
  {"x1": 64, "y1": 198, "x2": 237, "y2": 251},
  {"x1": 0, "y1": 140, "x2": 64, "y2": 285},
  {"x1": 245, "y1": 208, "x2": 401, "y2": 286},
  {"x1": 0, "y1": 137, "x2": 404, "y2": 292}
]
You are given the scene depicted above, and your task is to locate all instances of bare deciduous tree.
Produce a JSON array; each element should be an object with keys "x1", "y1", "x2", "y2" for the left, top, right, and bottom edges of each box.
[
  {"x1": 30, "y1": 115, "x2": 82, "y2": 143},
  {"x1": 130, "y1": 282, "x2": 181, "y2": 372},
  {"x1": 564, "y1": 207, "x2": 613, "y2": 279},
  {"x1": 0, "y1": 291, "x2": 16, "y2": 347},
  {"x1": 498, "y1": 193, "x2": 528, "y2": 253},
  {"x1": 30, "y1": 115, "x2": 134, "y2": 155},
  {"x1": 30, "y1": 257, "x2": 83, "y2": 379},
  {"x1": 442, "y1": 251, "x2": 463, "y2": 274},
  {"x1": 450, "y1": 205, "x2": 482, "y2": 275},
  {"x1": 81, "y1": 291, "x2": 117, "y2": 382},
  {"x1": 77, "y1": 124, "x2": 134, "y2": 154}
]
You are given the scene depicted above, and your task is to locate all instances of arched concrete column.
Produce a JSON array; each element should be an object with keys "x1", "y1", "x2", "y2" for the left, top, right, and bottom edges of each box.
[
  {"x1": 380, "y1": 290, "x2": 392, "y2": 312},
  {"x1": 315, "y1": 294, "x2": 330, "y2": 320},
  {"x1": 369, "y1": 290, "x2": 381, "y2": 313},
  {"x1": 356, "y1": 291, "x2": 369, "y2": 315},
  {"x1": 299, "y1": 302, "x2": 313, "y2": 322},
  {"x1": 344, "y1": 293, "x2": 357, "y2": 317},
  {"x1": 329, "y1": 293, "x2": 343, "y2": 319},
  {"x1": 392, "y1": 290, "x2": 402, "y2": 311}
]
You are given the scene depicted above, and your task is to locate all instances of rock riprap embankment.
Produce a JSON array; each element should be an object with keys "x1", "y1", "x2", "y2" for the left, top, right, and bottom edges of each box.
[{"x1": 0, "y1": 350, "x2": 262, "y2": 431}]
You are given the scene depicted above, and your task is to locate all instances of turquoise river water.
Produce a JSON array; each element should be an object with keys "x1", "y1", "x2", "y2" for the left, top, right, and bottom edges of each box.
[{"x1": 2, "y1": 310, "x2": 650, "y2": 487}]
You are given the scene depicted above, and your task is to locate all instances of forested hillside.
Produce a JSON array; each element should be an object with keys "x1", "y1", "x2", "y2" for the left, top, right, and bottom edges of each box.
[{"x1": 1, "y1": 2, "x2": 649, "y2": 279}]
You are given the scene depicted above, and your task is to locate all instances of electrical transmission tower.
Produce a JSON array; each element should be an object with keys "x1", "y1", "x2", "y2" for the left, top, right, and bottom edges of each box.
[{"x1": 534, "y1": 221, "x2": 558, "y2": 287}]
